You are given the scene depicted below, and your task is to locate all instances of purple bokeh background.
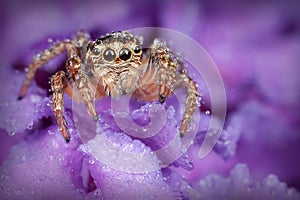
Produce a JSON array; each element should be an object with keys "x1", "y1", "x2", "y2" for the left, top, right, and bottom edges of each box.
[{"x1": 1, "y1": 0, "x2": 300, "y2": 199}]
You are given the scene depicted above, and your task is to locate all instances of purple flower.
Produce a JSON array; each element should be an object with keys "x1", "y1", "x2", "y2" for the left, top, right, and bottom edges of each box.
[{"x1": 1, "y1": 0, "x2": 300, "y2": 199}]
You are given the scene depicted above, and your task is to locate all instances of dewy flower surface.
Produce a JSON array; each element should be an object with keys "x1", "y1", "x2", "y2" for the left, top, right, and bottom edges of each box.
[{"x1": 1, "y1": 0, "x2": 300, "y2": 200}]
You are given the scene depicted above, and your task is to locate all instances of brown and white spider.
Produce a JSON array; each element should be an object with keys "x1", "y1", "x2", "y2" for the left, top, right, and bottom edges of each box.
[{"x1": 18, "y1": 31, "x2": 199, "y2": 143}]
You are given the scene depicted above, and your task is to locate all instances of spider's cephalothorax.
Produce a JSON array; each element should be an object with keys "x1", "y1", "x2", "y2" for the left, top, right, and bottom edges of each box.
[
  {"x1": 85, "y1": 31, "x2": 144, "y2": 98},
  {"x1": 18, "y1": 31, "x2": 199, "y2": 143}
]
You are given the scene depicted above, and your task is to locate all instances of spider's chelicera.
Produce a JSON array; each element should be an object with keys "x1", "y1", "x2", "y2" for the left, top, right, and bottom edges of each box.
[{"x1": 18, "y1": 31, "x2": 199, "y2": 143}]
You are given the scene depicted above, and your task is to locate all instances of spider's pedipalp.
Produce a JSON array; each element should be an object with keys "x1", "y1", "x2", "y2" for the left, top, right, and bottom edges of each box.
[{"x1": 67, "y1": 55, "x2": 98, "y2": 121}]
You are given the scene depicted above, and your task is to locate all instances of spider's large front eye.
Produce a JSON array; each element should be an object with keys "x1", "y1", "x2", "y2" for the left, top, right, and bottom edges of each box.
[
  {"x1": 119, "y1": 48, "x2": 131, "y2": 61},
  {"x1": 103, "y1": 48, "x2": 116, "y2": 61}
]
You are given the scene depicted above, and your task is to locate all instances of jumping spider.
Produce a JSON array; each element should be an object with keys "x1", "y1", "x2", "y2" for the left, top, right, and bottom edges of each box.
[{"x1": 18, "y1": 31, "x2": 199, "y2": 143}]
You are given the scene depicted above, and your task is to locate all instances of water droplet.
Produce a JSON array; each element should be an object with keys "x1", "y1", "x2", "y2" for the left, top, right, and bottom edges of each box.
[
  {"x1": 48, "y1": 38, "x2": 53, "y2": 43},
  {"x1": 48, "y1": 130, "x2": 54, "y2": 135},
  {"x1": 94, "y1": 188, "x2": 101, "y2": 196},
  {"x1": 24, "y1": 67, "x2": 29, "y2": 72},
  {"x1": 52, "y1": 140, "x2": 59, "y2": 148},
  {"x1": 8, "y1": 131, "x2": 16, "y2": 136},
  {"x1": 224, "y1": 140, "x2": 230, "y2": 146},
  {"x1": 58, "y1": 156, "x2": 64, "y2": 162},
  {"x1": 126, "y1": 180, "x2": 133, "y2": 185},
  {"x1": 265, "y1": 174, "x2": 278, "y2": 187},
  {"x1": 21, "y1": 156, "x2": 27, "y2": 161},
  {"x1": 136, "y1": 175, "x2": 144, "y2": 182},
  {"x1": 39, "y1": 175, "x2": 47, "y2": 181},
  {"x1": 89, "y1": 159, "x2": 95, "y2": 164},
  {"x1": 48, "y1": 155, "x2": 54, "y2": 161},
  {"x1": 205, "y1": 110, "x2": 211, "y2": 115},
  {"x1": 27, "y1": 122, "x2": 33, "y2": 130},
  {"x1": 227, "y1": 125, "x2": 233, "y2": 131}
]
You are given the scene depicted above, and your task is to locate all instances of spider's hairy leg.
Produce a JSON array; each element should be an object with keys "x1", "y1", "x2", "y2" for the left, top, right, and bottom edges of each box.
[
  {"x1": 18, "y1": 31, "x2": 91, "y2": 100},
  {"x1": 51, "y1": 71, "x2": 71, "y2": 143},
  {"x1": 149, "y1": 39, "x2": 176, "y2": 103},
  {"x1": 67, "y1": 55, "x2": 98, "y2": 121},
  {"x1": 18, "y1": 42, "x2": 67, "y2": 99},
  {"x1": 158, "y1": 57, "x2": 177, "y2": 103},
  {"x1": 121, "y1": 68, "x2": 140, "y2": 94},
  {"x1": 158, "y1": 64, "x2": 168, "y2": 103},
  {"x1": 176, "y1": 73, "x2": 199, "y2": 137}
]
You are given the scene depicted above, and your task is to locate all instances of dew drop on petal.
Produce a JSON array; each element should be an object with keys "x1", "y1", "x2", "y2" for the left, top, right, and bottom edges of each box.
[
  {"x1": 94, "y1": 188, "x2": 102, "y2": 197},
  {"x1": 265, "y1": 174, "x2": 279, "y2": 187},
  {"x1": 8, "y1": 131, "x2": 16, "y2": 136},
  {"x1": 27, "y1": 122, "x2": 33, "y2": 130},
  {"x1": 89, "y1": 158, "x2": 95, "y2": 164},
  {"x1": 205, "y1": 110, "x2": 211, "y2": 115},
  {"x1": 39, "y1": 175, "x2": 47, "y2": 182}
]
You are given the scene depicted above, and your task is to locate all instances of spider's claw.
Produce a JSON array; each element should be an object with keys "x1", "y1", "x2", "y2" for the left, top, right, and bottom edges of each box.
[
  {"x1": 93, "y1": 115, "x2": 99, "y2": 121},
  {"x1": 65, "y1": 136, "x2": 71, "y2": 143},
  {"x1": 18, "y1": 85, "x2": 27, "y2": 100},
  {"x1": 180, "y1": 132, "x2": 184, "y2": 138},
  {"x1": 159, "y1": 94, "x2": 166, "y2": 103}
]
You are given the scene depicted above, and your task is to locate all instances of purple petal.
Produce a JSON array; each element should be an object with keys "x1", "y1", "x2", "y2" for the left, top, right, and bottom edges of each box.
[
  {"x1": 80, "y1": 131, "x2": 178, "y2": 199},
  {"x1": 192, "y1": 163, "x2": 300, "y2": 200},
  {"x1": 96, "y1": 101, "x2": 194, "y2": 170},
  {"x1": 0, "y1": 124, "x2": 85, "y2": 199}
]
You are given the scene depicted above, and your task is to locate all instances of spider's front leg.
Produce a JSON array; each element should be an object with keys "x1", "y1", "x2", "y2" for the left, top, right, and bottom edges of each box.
[
  {"x1": 150, "y1": 40, "x2": 177, "y2": 103},
  {"x1": 51, "y1": 71, "x2": 72, "y2": 142},
  {"x1": 175, "y1": 73, "x2": 199, "y2": 137},
  {"x1": 18, "y1": 42, "x2": 67, "y2": 99},
  {"x1": 150, "y1": 39, "x2": 199, "y2": 137},
  {"x1": 18, "y1": 31, "x2": 91, "y2": 99}
]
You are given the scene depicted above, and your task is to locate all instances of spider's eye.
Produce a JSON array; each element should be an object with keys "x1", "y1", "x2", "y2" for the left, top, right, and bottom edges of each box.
[
  {"x1": 93, "y1": 48, "x2": 100, "y2": 56},
  {"x1": 103, "y1": 48, "x2": 116, "y2": 61},
  {"x1": 134, "y1": 46, "x2": 141, "y2": 54},
  {"x1": 119, "y1": 48, "x2": 131, "y2": 61}
]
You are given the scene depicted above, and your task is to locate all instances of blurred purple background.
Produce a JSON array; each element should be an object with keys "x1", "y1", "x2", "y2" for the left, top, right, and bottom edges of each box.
[{"x1": 1, "y1": 0, "x2": 300, "y2": 198}]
